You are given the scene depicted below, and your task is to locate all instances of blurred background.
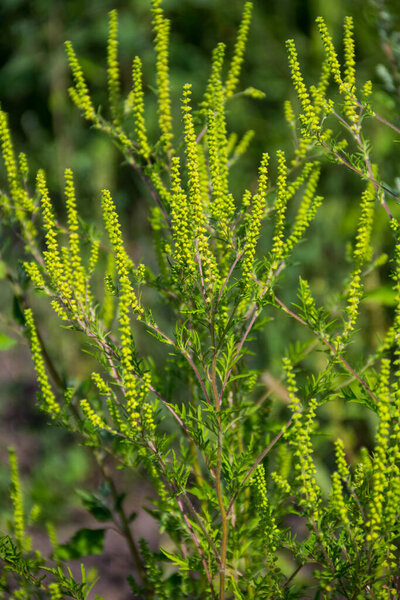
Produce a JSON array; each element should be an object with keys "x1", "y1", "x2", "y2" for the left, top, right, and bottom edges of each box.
[{"x1": 1, "y1": 0, "x2": 400, "y2": 596}]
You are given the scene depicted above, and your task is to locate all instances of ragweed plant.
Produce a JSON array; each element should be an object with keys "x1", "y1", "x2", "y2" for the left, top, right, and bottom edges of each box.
[{"x1": 2, "y1": 3, "x2": 400, "y2": 599}]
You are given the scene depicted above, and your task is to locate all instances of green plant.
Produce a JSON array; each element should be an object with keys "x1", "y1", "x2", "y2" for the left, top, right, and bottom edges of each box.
[{"x1": 1, "y1": 2, "x2": 400, "y2": 598}]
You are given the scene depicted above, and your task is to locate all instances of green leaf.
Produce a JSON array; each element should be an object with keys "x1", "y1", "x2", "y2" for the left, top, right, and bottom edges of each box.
[
  {"x1": 0, "y1": 260, "x2": 6, "y2": 280},
  {"x1": 55, "y1": 528, "x2": 105, "y2": 560},
  {"x1": 160, "y1": 547, "x2": 190, "y2": 570},
  {"x1": 0, "y1": 332, "x2": 17, "y2": 351},
  {"x1": 77, "y1": 490, "x2": 112, "y2": 522}
]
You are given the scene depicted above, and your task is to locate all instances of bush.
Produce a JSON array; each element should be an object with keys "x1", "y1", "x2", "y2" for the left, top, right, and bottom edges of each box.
[{"x1": 1, "y1": 2, "x2": 400, "y2": 598}]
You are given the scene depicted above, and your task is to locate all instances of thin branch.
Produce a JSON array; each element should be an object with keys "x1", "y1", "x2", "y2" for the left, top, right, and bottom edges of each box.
[
  {"x1": 273, "y1": 295, "x2": 379, "y2": 404},
  {"x1": 226, "y1": 417, "x2": 292, "y2": 517}
]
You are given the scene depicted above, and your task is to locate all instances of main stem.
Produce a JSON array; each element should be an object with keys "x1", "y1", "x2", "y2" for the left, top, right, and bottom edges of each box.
[{"x1": 211, "y1": 324, "x2": 229, "y2": 600}]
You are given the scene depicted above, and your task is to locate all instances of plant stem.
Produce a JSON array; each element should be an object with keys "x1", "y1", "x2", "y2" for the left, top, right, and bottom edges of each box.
[
  {"x1": 210, "y1": 321, "x2": 228, "y2": 600},
  {"x1": 95, "y1": 453, "x2": 150, "y2": 594},
  {"x1": 273, "y1": 295, "x2": 379, "y2": 404}
]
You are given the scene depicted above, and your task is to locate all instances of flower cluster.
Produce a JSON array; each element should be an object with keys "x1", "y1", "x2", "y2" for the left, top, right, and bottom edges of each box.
[
  {"x1": 80, "y1": 398, "x2": 112, "y2": 433},
  {"x1": 271, "y1": 150, "x2": 289, "y2": 264},
  {"x1": 284, "y1": 357, "x2": 321, "y2": 517},
  {"x1": 241, "y1": 153, "x2": 269, "y2": 283},
  {"x1": 286, "y1": 39, "x2": 319, "y2": 133},
  {"x1": 201, "y1": 43, "x2": 226, "y2": 115},
  {"x1": 225, "y1": 2, "x2": 253, "y2": 99},
  {"x1": 64, "y1": 169, "x2": 86, "y2": 306},
  {"x1": 107, "y1": 10, "x2": 121, "y2": 125},
  {"x1": 152, "y1": 0, "x2": 173, "y2": 153},
  {"x1": 285, "y1": 166, "x2": 322, "y2": 256},
  {"x1": 343, "y1": 17, "x2": 358, "y2": 128},
  {"x1": 251, "y1": 465, "x2": 279, "y2": 554},
  {"x1": 65, "y1": 41, "x2": 96, "y2": 122},
  {"x1": 315, "y1": 17, "x2": 343, "y2": 88},
  {"x1": 366, "y1": 358, "x2": 391, "y2": 543},
  {"x1": 169, "y1": 157, "x2": 196, "y2": 277},
  {"x1": 0, "y1": 109, "x2": 35, "y2": 241},
  {"x1": 182, "y1": 84, "x2": 218, "y2": 291},
  {"x1": 24, "y1": 308, "x2": 60, "y2": 417},
  {"x1": 130, "y1": 57, "x2": 151, "y2": 160},
  {"x1": 102, "y1": 189, "x2": 143, "y2": 426},
  {"x1": 337, "y1": 182, "x2": 375, "y2": 346}
]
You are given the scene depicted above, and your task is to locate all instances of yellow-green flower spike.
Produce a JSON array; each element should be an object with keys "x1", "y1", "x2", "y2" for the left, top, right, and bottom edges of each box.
[
  {"x1": 24, "y1": 308, "x2": 60, "y2": 416},
  {"x1": 102, "y1": 189, "x2": 143, "y2": 318},
  {"x1": 152, "y1": 0, "x2": 173, "y2": 153},
  {"x1": 310, "y1": 59, "x2": 331, "y2": 118},
  {"x1": 8, "y1": 448, "x2": 25, "y2": 549},
  {"x1": 271, "y1": 471, "x2": 291, "y2": 495},
  {"x1": 229, "y1": 130, "x2": 255, "y2": 168},
  {"x1": 0, "y1": 110, "x2": 35, "y2": 243},
  {"x1": 286, "y1": 39, "x2": 319, "y2": 133},
  {"x1": 102, "y1": 189, "x2": 143, "y2": 425},
  {"x1": 271, "y1": 150, "x2": 289, "y2": 264},
  {"x1": 65, "y1": 41, "x2": 96, "y2": 121},
  {"x1": 335, "y1": 438, "x2": 350, "y2": 480},
  {"x1": 284, "y1": 100, "x2": 295, "y2": 127},
  {"x1": 226, "y1": 2, "x2": 253, "y2": 99},
  {"x1": 353, "y1": 182, "x2": 375, "y2": 265},
  {"x1": 251, "y1": 464, "x2": 278, "y2": 553},
  {"x1": 291, "y1": 134, "x2": 313, "y2": 167},
  {"x1": 285, "y1": 166, "x2": 322, "y2": 255},
  {"x1": 24, "y1": 261, "x2": 46, "y2": 290},
  {"x1": 207, "y1": 108, "x2": 230, "y2": 231},
  {"x1": 80, "y1": 399, "x2": 112, "y2": 432},
  {"x1": 343, "y1": 16, "x2": 358, "y2": 128},
  {"x1": 242, "y1": 153, "x2": 269, "y2": 283},
  {"x1": 205, "y1": 72, "x2": 230, "y2": 234},
  {"x1": 315, "y1": 17, "x2": 343, "y2": 88},
  {"x1": 338, "y1": 182, "x2": 375, "y2": 345},
  {"x1": 284, "y1": 358, "x2": 321, "y2": 517},
  {"x1": 107, "y1": 395, "x2": 128, "y2": 435},
  {"x1": 139, "y1": 372, "x2": 156, "y2": 435},
  {"x1": 131, "y1": 57, "x2": 151, "y2": 160},
  {"x1": 18, "y1": 152, "x2": 29, "y2": 183},
  {"x1": 107, "y1": 10, "x2": 121, "y2": 125},
  {"x1": 182, "y1": 84, "x2": 218, "y2": 291},
  {"x1": 367, "y1": 359, "x2": 392, "y2": 544},
  {"x1": 64, "y1": 168, "x2": 86, "y2": 304},
  {"x1": 362, "y1": 80, "x2": 373, "y2": 99},
  {"x1": 88, "y1": 239, "x2": 100, "y2": 276},
  {"x1": 197, "y1": 144, "x2": 210, "y2": 209},
  {"x1": 201, "y1": 43, "x2": 226, "y2": 114},
  {"x1": 331, "y1": 471, "x2": 350, "y2": 527},
  {"x1": 92, "y1": 372, "x2": 112, "y2": 396},
  {"x1": 286, "y1": 161, "x2": 315, "y2": 200},
  {"x1": 170, "y1": 156, "x2": 196, "y2": 276},
  {"x1": 148, "y1": 169, "x2": 171, "y2": 208},
  {"x1": 37, "y1": 170, "x2": 70, "y2": 303},
  {"x1": 0, "y1": 109, "x2": 18, "y2": 212}
]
